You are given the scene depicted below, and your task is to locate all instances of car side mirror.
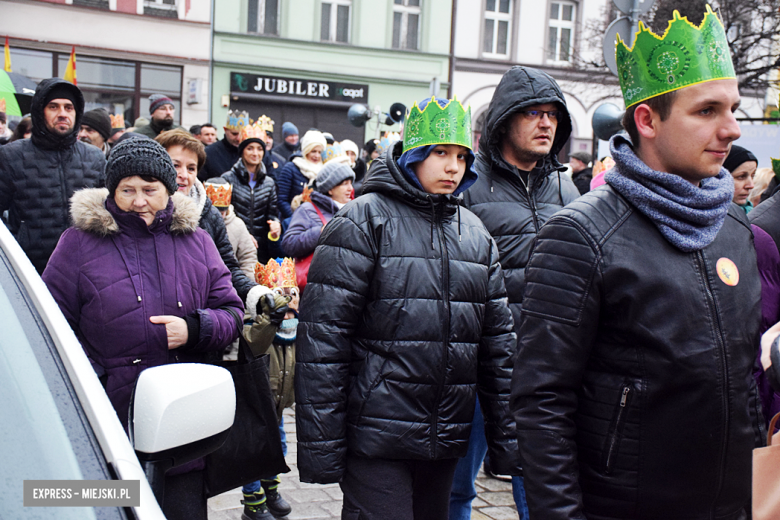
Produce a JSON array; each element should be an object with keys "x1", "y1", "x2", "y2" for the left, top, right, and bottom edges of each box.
[{"x1": 130, "y1": 363, "x2": 235, "y2": 504}]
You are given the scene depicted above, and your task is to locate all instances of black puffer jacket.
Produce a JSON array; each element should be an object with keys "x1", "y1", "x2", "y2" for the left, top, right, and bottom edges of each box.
[
  {"x1": 462, "y1": 66, "x2": 580, "y2": 331},
  {"x1": 512, "y1": 187, "x2": 764, "y2": 519},
  {"x1": 0, "y1": 78, "x2": 106, "y2": 273},
  {"x1": 190, "y1": 180, "x2": 256, "y2": 304},
  {"x1": 222, "y1": 159, "x2": 280, "y2": 263},
  {"x1": 295, "y1": 141, "x2": 517, "y2": 484}
]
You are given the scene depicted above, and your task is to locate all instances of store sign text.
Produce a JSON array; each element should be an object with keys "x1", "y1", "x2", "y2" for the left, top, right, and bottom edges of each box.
[{"x1": 231, "y1": 72, "x2": 369, "y2": 103}]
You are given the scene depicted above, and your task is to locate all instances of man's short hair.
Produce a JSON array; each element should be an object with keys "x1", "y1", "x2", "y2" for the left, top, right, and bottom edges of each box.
[
  {"x1": 622, "y1": 90, "x2": 678, "y2": 146},
  {"x1": 200, "y1": 123, "x2": 216, "y2": 131},
  {"x1": 155, "y1": 128, "x2": 207, "y2": 171},
  {"x1": 189, "y1": 124, "x2": 202, "y2": 135}
]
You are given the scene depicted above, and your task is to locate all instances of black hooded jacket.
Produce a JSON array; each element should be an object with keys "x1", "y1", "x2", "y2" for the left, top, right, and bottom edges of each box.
[
  {"x1": 0, "y1": 78, "x2": 106, "y2": 273},
  {"x1": 295, "y1": 141, "x2": 517, "y2": 484},
  {"x1": 200, "y1": 136, "x2": 240, "y2": 182},
  {"x1": 462, "y1": 67, "x2": 580, "y2": 332}
]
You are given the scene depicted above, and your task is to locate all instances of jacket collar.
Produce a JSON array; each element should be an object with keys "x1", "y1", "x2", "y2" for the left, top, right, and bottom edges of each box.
[{"x1": 69, "y1": 188, "x2": 200, "y2": 236}]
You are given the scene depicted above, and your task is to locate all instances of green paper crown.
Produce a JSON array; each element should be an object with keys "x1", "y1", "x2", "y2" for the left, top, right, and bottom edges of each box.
[
  {"x1": 402, "y1": 98, "x2": 472, "y2": 153},
  {"x1": 616, "y1": 5, "x2": 735, "y2": 109}
]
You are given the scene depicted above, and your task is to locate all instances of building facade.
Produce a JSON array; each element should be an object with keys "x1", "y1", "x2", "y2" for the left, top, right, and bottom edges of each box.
[
  {"x1": 451, "y1": 0, "x2": 766, "y2": 159},
  {"x1": 211, "y1": 0, "x2": 452, "y2": 145},
  {"x1": 0, "y1": 0, "x2": 211, "y2": 128}
]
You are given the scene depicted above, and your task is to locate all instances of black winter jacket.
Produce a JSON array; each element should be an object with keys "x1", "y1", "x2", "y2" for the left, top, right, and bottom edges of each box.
[
  {"x1": 295, "y1": 141, "x2": 517, "y2": 484},
  {"x1": 200, "y1": 137, "x2": 240, "y2": 182},
  {"x1": 191, "y1": 180, "x2": 256, "y2": 304},
  {"x1": 221, "y1": 159, "x2": 280, "y2": 263},
  {"x1": 512, "y1": 186, "x2": 764, "y2": 520},
  {"x1": 463, "y1": 66, "x2": 580, "y2": 332},
  {"x1": 0, "y1": 78, "x2": 106, "y2": 273}
]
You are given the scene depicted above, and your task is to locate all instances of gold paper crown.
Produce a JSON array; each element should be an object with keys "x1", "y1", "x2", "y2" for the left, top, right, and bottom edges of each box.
[
  {"x1": 226, "y1": 110, "x2": 250, "y2": 132},
  {"x1": 257, "y1": 115, "x2": 274, "y2": 133},
  {"x1": 205, "y1": 181, "x2": 233, "y2": 208},
  {"x1": 240, "y1": 120, "x2": 267, "y2": 143},
  {"x1": 110, "y1": 113, "x2": 124, "y2": 130},
  {"x1": 255, "y1": 258, "x2": 297, "y2": 289},
  {"x1": 616, "y1": 5, "x2": 735, "y2": 108},
  {"x1": 322, "y1": 142, "x2": 349, "y2": 164}
]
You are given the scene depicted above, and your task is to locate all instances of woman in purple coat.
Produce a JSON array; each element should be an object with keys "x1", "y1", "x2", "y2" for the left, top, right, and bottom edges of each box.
[
  {"x1": 281, "y1": 159, "x2": 354, "y2": 260},
  {"x1": 43, "y1": 137, "x2": 243, "y2": 520}
]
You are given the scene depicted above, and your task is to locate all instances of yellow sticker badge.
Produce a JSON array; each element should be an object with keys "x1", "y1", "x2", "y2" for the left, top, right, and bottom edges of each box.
[{"x1": 716, "y1": 258, "x2": 739, "y2": 286}]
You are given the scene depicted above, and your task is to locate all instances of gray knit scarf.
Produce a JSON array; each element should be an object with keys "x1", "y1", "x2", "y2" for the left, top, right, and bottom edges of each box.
[{"x1": 605, "y1": 134, "x2": 734, "y2": 253}]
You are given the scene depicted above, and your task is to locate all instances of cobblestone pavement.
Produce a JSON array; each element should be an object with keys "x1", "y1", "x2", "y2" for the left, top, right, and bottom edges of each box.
[{"x1": 207, "y1": 407, "x2": 519, "y2": 520}]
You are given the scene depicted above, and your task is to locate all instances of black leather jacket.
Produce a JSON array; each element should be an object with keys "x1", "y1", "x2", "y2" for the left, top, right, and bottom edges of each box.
[
  {"x1": 295, "y1": 142, "x2": 517, "y2": 484},
  {"x1": 512, "y1": 186, "x2": 764, "y2": 519}
]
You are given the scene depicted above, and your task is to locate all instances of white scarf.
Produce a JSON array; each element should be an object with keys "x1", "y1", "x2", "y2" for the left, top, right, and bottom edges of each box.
[{"x1": 292, "y1": 156, "x2": 323, "y2": 181}]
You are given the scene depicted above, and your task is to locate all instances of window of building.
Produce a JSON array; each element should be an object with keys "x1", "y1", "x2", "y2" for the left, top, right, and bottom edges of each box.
[
  {"x1": 483, "y1": 0, "x2": 511, "y2": 58},
  {"x1": 321, "y1": 0, "x2": 351, "y2": 43},
  {"x1": 548, "y1": 1, "x2": 576, "y2": 63},
  {"x1": 144, "y1": 0, "x2": 177, "y2": 18},
  {"x1": 392, "y1": 0, "x2": 421, "y2": 51},
  {"x1": 248, "y1": 0, "x2": 280, "y2": 35},
  {"x1": 8, "y1": 48, "x2": 182, "y2": 125}
]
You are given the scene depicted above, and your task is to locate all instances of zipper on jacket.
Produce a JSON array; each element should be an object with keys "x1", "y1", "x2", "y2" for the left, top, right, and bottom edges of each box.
[
  {"x1": 604, "y1": 385, "x2": 631, "y2": 474},
  {"x1": 249, "y1": 185, "x2": 256, "y2": 237},
  {"x1": 516, "y1": 170, "x2": 540, "y2": 232},
  {"x1": 431, "y1": 204, "x2": 451, "y2": 459},
  {"x1": 59, "y1": 151, "x2": 70, "y2": 231},
  {"x1": 694, "y1": 250, "x2": 730, "y2": 508}
]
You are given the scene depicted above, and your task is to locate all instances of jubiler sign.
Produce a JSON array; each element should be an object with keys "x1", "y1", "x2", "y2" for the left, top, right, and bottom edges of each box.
[{"x1": 231, "y1": 72, "x2": 369, "y2": 103}]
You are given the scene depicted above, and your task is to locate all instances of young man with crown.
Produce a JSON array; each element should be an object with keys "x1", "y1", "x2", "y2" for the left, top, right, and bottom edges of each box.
[
  {"x1": 295, "y1": 97, "x2": 516, "y2": 519},
  {"x1": 200, "y1": 109, "x2": 250, "y2": 182},
  {"x1": 511, "y1": 6, "x2": 763, "y2": 519}
]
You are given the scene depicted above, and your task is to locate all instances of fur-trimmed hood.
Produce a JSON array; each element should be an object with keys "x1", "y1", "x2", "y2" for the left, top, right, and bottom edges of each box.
[{"x1": 70, "y1": 188, "x2": 201, "y2": 236}]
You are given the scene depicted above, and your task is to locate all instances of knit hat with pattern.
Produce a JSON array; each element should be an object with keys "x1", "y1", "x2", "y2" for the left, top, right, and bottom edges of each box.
[
  {"x1": 315, "y1": 160, "x2": 355, "y2": 194},
  {"x1": 106, "y1": 137, "x2": 178, "y2": 195},
  {"x1": 149, "y1": 94, "x2": 174, "y2": 115}
]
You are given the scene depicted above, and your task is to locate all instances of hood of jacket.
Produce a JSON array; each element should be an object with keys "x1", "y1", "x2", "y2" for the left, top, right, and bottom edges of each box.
[
  {"x1": 70, "y1": 188, "x2": 200, "y2": 236},
  {"x1": 479, "y1": 66, "x2": 572, "y2": 173},
  {"x1": 31, "y1": 78, "x2": 85, "y2": 151},
  {"x1": 361, "y1": 141, "x2": 474, "y2": 215}
]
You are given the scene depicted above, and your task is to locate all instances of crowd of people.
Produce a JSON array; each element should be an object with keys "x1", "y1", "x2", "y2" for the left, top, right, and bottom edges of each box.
[{"x1": 7, "y1": 6, "x2": 780, "y2": 520}]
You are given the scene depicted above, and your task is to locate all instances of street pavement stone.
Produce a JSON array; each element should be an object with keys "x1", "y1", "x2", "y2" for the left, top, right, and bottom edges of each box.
[{"x1": 208, "y1": 407, "x2": 520, "y2": 519}]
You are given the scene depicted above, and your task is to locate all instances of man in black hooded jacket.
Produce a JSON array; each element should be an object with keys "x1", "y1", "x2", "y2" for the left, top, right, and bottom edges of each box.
[
  {"x1": 451, "y1": 66, "x2": 579, "y2": 517},
  {"x1": 0, "y1": 78, "x2": 106, "y2": 273}
]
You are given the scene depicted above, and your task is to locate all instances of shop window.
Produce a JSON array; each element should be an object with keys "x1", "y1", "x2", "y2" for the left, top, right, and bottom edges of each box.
[
  {"x1": 73, "y1": 0, "x2": 110, "y2": 10},
  {"x1": 483, "y1": 0, "x2": 511, "y2": 58},
  {"x1": 321, "y1": 0, "x2": 351, "y2": 43},
  {"x1": 8, "y1": 48, "x2": 54, "y2": 83},
  {"x1": 392, "y1": 0, "x2": 420, "y2": 51},
  {"x1": 548, "y1": 1, "x2": 576, "y2": 63},
  {"x1": 248, "y1": 0, "x2": 280, "y2": 36},
  {"x1": 144, "y1": 0, "x2": 178, "y2": 18}
]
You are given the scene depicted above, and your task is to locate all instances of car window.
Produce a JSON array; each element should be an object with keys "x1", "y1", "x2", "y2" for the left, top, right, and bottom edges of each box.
[{"x1": 0, "y1": 251, "x2": 126, "y2": 519}]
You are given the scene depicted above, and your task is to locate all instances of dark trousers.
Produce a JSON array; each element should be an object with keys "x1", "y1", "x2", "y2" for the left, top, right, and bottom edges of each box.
[
  {"x1": 162, "y1": 469, "x2": 207, "y2": 520},
  {"x1": 340, "y1": 455, "x2": 459, "y2": 520}
]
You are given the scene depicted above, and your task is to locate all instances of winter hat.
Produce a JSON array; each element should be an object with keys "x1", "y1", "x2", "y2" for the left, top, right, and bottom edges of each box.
[
  {"x1": 106, "y1": 137, "x2": 178, "y2": 195},
  {"x1": 300, "y1": 130, "x2": 327, "y2": 158},
  {"x1": 723, "y1": 145, "x2": 758, "y2": 174},
  {"x1": 238, "y1": 135, "x2": 266, "y2": 156},
  {"x1": 364, "y1": 139, "x2": 379, "y2": 157},
  {"x1": 81, "y1": 108, "x2": 112, "y2": 140},
  {"x1": 134, "y1": 116, "x2": 149, "y2": 128},
  {"x1": 149, "y1": 94, "x2": 174, "y2": 115},
  {"x1": 569, "y1": 151, "x2": 592, "y2": 165},
  {"x1": 315, "y1": 160, "x2": 355, "y2": 194},
  {"x1": 282, "y1": 122, "x2": 298, "y2": 139},
  {"x1": 43, "y1": 83, "x2": 79, "y2": 107},
  {"x1": 340, "y1": 139, "x2": 358, "y2": 156},
  {"x1": 237, "y1": 120, "x2": 267, "y2": 155}
]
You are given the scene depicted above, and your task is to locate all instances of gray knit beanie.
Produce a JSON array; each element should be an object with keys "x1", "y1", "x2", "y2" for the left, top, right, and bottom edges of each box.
[
  {"x1": 315, "y1": 160, "x2": 355, "y2": 194},
  {"x1": 106, "y1": 137, "x2": 178, "y2": 195}
]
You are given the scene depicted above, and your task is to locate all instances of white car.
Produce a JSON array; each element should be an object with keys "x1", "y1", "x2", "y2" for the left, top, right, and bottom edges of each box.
[{"x1": 0, "y1": 221, "x2": 235, "y2": 519}]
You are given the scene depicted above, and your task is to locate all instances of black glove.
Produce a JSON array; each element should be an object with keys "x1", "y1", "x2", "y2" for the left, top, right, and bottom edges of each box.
[{"x1": 258, "y1": 293, "x2": 291, "y2": 326}]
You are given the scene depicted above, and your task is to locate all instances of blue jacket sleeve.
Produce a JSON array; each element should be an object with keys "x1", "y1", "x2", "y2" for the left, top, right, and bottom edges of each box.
[{"x1": 281, "y1": 203, "x2": 322, "y2": 259}]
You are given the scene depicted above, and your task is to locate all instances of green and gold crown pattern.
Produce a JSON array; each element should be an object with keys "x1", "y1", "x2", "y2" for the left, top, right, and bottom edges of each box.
[
  {"x1": 402, "y1": 98, "x2": 472, "y2": 153},
  {"x1": 616, "y1": 5, "x2": 735, "y2": 109}
]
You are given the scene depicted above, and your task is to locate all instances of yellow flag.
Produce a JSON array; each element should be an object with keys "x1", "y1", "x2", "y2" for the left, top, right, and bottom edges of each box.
[
  {"x1": 4, "y1": 37, "x2": 11, "y2": 73},
  {"x1": 63, "y1": 46, "x2": 77, "y2": 85}
]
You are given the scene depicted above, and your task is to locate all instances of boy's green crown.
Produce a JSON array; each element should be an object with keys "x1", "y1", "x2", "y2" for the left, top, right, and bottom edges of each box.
[
  {"x1": 402, "y1": 98, "x2": 472, "y2": 153},
  {"x1": 616, "y1": 4, "x2": 735, "y2": 109}
]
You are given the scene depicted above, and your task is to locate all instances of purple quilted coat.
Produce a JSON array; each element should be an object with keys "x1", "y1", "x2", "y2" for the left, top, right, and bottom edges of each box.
[{"x1": 43, "y1": 188, "x2": 243, "y2": 431}]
